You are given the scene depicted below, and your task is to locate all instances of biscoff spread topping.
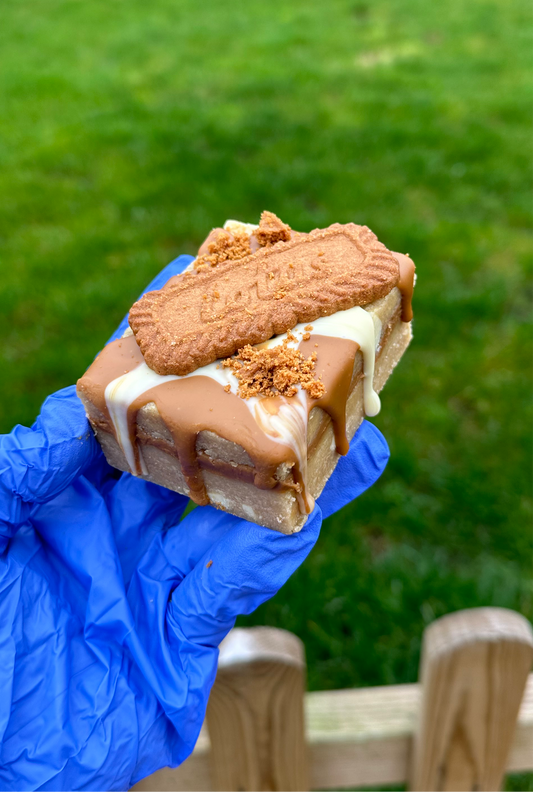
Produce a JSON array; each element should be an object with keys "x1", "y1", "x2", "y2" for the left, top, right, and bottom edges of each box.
[{"x1": 222, "y1": 332, "x2": 326, "y2": 400}]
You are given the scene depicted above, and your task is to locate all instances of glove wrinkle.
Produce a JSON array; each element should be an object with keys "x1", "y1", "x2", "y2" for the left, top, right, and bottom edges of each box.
[{"x1": 107, "y1": 475, "x2": 188, "y2": 587}]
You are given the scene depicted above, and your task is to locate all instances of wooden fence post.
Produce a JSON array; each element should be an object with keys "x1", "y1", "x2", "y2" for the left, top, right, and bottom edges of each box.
[
  {"x1": 410, "y1": 607, "x2": 533, "y2": 791},
  {"x1": 206, "y1": 626, "x2": 309, "y2": 792}
]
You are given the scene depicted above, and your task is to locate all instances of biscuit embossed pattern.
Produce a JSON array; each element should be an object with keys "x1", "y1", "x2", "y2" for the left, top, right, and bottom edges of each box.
[{"x1": 128, "y1": 222, "x2": 401, "y2": 376}]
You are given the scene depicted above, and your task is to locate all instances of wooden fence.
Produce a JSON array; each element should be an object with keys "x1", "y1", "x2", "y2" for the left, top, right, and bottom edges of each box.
[{"x1": 134, "y1": 607, "x2": 533, "y2": 792}]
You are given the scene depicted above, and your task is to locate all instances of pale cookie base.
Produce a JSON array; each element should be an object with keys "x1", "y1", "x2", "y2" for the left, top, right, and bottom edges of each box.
[{"x1": 84, "y1": 318, "x2": 411, "y2": 533}]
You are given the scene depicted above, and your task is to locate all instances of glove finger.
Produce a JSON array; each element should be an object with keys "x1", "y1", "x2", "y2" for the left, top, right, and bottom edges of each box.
[
  {"x1": 168, "y1": 505, "x2": 322, "y2": 648},
  {"x1": 108, "y1": 254, "x2": 195, "y2": 343},
  {"x1": 0, "y1": 386, "x2": 100, "y2": 532},
  {"x1": 317, "y1": 420, "x2": 389, "y2": 520}
]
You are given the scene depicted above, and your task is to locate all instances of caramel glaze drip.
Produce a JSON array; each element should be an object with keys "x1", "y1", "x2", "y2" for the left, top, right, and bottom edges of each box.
[
  {"x1": 299, "y1": 335, "x2": 357, "y2": 456},
  {"x1": 393, "y1": 252, "x2": 416, "y2": 323},
  {"x1": 78, "y1": 250, "x2": 415, "y2": 511}
]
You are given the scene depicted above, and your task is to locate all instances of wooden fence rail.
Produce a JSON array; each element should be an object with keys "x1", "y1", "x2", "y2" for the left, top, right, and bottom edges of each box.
[{"x1": 134, "y1": 607, "x2": 533, "y2": 792}]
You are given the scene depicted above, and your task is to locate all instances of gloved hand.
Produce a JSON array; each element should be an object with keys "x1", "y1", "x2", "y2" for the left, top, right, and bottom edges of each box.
[{"x1": 0, "y1": 256, "x2": 390, "y2": 792}]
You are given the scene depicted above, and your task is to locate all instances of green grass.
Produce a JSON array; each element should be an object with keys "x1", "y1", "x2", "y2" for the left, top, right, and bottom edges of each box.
[{"x1": 1, "y1": 0, "x2": 532, "y2": 786}]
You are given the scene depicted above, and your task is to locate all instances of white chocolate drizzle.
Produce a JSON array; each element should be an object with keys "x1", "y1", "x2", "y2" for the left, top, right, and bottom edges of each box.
[{"x1": 252, "y1": 388, "x2": 312, "y2": 513}]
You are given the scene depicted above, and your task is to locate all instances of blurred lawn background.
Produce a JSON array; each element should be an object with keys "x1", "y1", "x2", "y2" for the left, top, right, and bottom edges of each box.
[{"x1": 1, "y1": 0, "x2": 532, "y2": 787}]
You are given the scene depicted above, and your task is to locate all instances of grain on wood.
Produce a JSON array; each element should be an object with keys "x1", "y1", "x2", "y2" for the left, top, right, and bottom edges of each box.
[
  {"x1": 410, "y1": 607, "x2": 533, "y2": 792},
  {"x1": 206, "y1": 627, "x2": 308, "y2": 791}
]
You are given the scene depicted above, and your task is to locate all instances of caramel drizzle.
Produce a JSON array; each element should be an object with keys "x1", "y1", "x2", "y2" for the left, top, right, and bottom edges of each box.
[
  {"x1": 88, "y1": 331, "x2": 361, "y2": 512},
  {"x1": 83, "y1": 339, "x2": 294, "y2": 505},
  {"x1": 78, "y1": 252, "x2": 415, "y2": 513},
  {"x1": 394, "y1": 252, "x2": 416, "y2": 322}
]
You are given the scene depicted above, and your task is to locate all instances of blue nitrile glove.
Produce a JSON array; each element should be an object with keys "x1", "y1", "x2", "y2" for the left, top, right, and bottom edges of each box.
[{"x1": 0, "y1": 255, "x2": 390, "y2": 792}]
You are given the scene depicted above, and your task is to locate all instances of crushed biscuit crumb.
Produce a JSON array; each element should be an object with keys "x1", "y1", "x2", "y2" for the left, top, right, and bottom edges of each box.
[
  {"x1": 304, "y1": 325, "x2": 313, "y2": 331},
  {"x1": 195, "y1": 229, "x2": 252, "y2": 270},
  {"x1": 256, "y1": 211, "x2": 291, "y2": 247},
  {"x1": 222, "y1": 337, "x2": 326, "y2": 400},
  {"x1": 224, "y1": 384, "x2": 231, "y2": 392}
]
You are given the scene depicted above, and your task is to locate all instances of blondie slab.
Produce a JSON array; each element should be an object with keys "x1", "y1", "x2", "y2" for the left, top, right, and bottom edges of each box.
[{"x1": 77, "y1": 213, "x2": 415, "y2": 532}]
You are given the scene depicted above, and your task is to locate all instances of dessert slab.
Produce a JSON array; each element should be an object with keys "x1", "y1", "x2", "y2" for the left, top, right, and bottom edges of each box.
[{"x1": 77, "y1": 213, "x2": 415, "y2": 532}]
